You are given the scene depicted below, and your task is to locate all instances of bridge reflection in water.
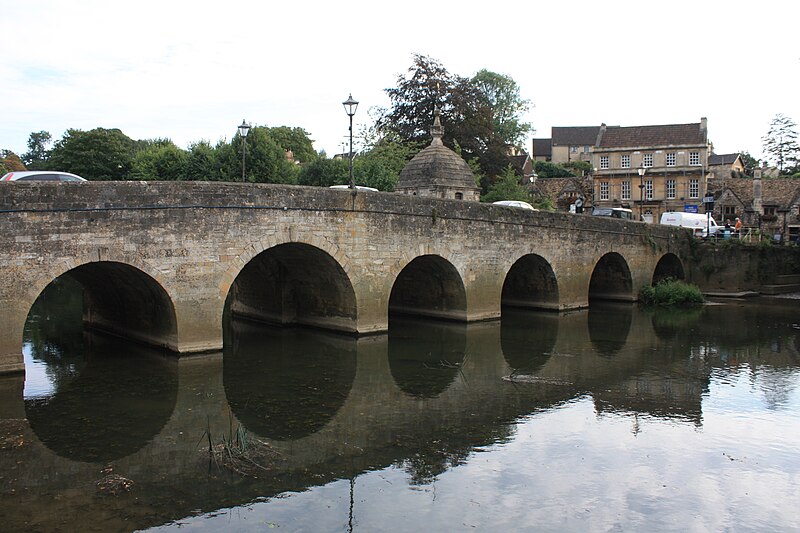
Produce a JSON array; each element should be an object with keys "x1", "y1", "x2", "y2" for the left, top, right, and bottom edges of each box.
[{"x1": 1, "y1": 284, "x2": 799, "y2": 531}]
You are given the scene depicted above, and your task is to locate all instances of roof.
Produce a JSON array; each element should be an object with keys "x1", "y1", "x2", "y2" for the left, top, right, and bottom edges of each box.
[
  {"x1": 707, "y1": 176, "x2": 800, "y2": 208},
  {"x1": 708, "y1": 153, "x2": 741, "y2": 166},
  {"x1": 532, "y1": 138, "x2": 552, "y2": 158},
  {"x1": 598, "y1": 123, "x2": 706, "y2": 149},
  {"x1": 397, "y1": 110, "x2": 479, "y2": 192},
  {"x1": 552, "y1": 127, "x2": 601, "y2": 147}
]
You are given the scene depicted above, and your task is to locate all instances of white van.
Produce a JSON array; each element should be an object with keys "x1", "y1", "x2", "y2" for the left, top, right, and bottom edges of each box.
[{"x1": 660, "y1": 211, "x2": 719, "y2": 237}]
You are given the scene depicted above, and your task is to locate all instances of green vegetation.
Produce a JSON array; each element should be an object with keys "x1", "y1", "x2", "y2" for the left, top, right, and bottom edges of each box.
[{"x1": 640, "y1": 279, "x2": 705, "y2": 306}]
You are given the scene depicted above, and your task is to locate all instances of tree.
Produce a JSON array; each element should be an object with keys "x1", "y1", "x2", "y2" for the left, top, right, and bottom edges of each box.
[
  {"x1": 267, "y1": 127, "x2": 317, "y2": 164},
  {"x1": 353, "y1": 134, "x2": 419, "y2": 191},
  {"x1": 48, "y1": 128, "x2": 135, "y2": 181},
  {"x1": 375, "y1": 55, "x2": 532, "y2": 183},
  {"x1": 298, "y1": 157, "x2": 349, "y2": 187},
  {"x1": 738, "y1": 151, "x2": 760, "y2": 176},
  {"x1": 533, "y1": 160, "x2": 578, "y2": 178},
  {"x1": 218, "y1": 126, "x2": 299, "y2": 184},
  {"x1": 130, "y1": 139, "x2": 188, "y2": 181},
  {"x1": 184, "y1": 141, "x2": 223, "y2": 181},
  {"x1": 471, "y1": 69, "x2": 532, "y2": 147},
  {"x1": 480, "y1": 165, "x2": 530, "y2": 203},
  {"x1": 762, "y1": 113, "x2": 800, "y2": 174},
  {"x1": 1, "y1": 150, "x2": 26, "y2": 174},
  {"x1": 22, "y1": 131, "x2": 52, "y2": 170}
]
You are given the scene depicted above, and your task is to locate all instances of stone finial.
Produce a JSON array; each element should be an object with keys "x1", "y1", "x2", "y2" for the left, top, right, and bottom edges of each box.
[{"x1": 431, "y1": 107, "x2": 444, "y2": 146}]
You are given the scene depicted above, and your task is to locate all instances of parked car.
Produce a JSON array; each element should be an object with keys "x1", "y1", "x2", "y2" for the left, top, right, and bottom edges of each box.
[
  {"x1": 492, "y1": 200, "x2": 537, "y2": 211},
  {"x1": 591, "y1": 207, "x2": 634, "y2": 220},
  {"x1": 329, "y1": 185, "x2": 378, "y2": 192},
  {"x1": 1, "y1": 171, "x2": 86, "y2": 182}
]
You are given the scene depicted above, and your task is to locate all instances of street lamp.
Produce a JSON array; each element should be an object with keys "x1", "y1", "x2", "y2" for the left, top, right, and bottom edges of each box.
[
  {"x1": 637, "y1": 165, "x2": 647, "y2": 221},
  {"x1": 342, "y1": 94, "x2": 359, "y2": 189},
  {"x1": 238, "y1": 119, "x2": 251, "y2": 182}
]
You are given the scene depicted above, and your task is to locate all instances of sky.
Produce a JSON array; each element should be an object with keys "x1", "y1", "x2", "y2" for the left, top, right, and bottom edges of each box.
[{"x1": 2, "y1": 0, "x2": 799, "y2": 163}]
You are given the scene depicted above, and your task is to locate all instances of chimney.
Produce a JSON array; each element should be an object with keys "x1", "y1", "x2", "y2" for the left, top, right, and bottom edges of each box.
[
  {"x1": 700, "y1": 117, "x2": 707, "y2": 131},
  {"x1": 753, "y1": 170, "x2": 763, "y2": 214}
]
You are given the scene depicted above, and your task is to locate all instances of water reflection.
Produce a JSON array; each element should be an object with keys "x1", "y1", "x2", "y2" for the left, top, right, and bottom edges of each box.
[
  {"x1": 3, "y1": 292, "x2": 800, "y2": 532},
  {"x1": 588, "y1": 302, "x2": 632, "y2": 356},
  {"x1": 500, "y1": 308, "x2": 557, "y2": 373},
  {"x1": 388, "y1": 318, "x2": 466, "y2": 399},
  {"x1": 223, "y1": 320, "x2": 357, "y2": 440}
]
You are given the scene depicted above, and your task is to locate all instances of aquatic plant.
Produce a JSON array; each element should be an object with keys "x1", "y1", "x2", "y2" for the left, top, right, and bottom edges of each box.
[{"x1": 640, "y1": 279, "x2": 704, "y2": 306}]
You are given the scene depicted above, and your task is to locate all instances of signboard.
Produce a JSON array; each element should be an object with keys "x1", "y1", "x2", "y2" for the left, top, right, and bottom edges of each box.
[{"x1": 684, "y1": 205, "x2": 699, "y2": 213}]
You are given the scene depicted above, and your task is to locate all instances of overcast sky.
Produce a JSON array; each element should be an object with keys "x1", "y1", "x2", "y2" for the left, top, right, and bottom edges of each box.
[{"x1": 2, "y1": 0, "x2": 798, "y2": 163}]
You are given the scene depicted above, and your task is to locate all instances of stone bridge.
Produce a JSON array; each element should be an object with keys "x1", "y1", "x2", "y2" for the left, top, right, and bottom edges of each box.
[{"x1": 0, "y1": 181, "x2": 691, "y2": 374}]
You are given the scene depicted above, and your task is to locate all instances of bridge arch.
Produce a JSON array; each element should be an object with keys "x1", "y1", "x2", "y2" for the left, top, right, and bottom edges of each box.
[
  {"x1": 25, "y1": 259, "x2": 178, "y2": 351},
  {"x1": 501, "y1": 254, "x2": 559, "y2": 311},
  {"x1": 226, "y1": 242, "x2": 358, "y2": 333},
  {"x1": 389, "y1": 254, "x2": 467, "y2": 321},
  {"x1": 652, "y1": 253, "x2": 685, "y2": 284},
  {"x1": 588, "y1": 252, "x2": 635, "y2": 302}
]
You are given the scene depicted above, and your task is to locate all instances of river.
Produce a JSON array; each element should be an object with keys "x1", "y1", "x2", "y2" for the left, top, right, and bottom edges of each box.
[{"x1": 1, "y1": 279, "x2": 799, "y2": 532}]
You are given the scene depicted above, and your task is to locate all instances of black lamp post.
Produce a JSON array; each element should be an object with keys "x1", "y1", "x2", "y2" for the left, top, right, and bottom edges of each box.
[
  {"x1": 342, "y1": 94, "x2": 359, "y2": 189},
  {"x1": 238, "y1": 119, "x2": 251, "y2": 182},
  {"x1": 637, "y1": 165, "x2": 647, "y2": 221}
]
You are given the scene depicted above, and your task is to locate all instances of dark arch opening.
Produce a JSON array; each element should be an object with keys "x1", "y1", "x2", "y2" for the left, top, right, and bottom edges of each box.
[
  {"x1": 501, "y1": 254, "x2": 559, "y2": 311},
  {"x1": 588, "y1": 252, "x2": 634, "y2": 303},
  {"x1": 389, "y1": 255, "x2": 467, "y2": 322},
  {"x1": 227, "y1": 243, "x2": 357, "y2": 333},
  {"x1": 23, "y1": 275, "x2": 178, "y2": 463},
  {"x1": 53, "y1": 261, "x2": 177, "y2": 349},
  {"x1": 652, "y1": 253, "x2": 685, "y2": 284}
]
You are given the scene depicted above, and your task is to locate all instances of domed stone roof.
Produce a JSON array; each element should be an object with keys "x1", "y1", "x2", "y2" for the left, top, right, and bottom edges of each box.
[{"x1": 396, "y1": 110, "x2": 481, "y2": 201}]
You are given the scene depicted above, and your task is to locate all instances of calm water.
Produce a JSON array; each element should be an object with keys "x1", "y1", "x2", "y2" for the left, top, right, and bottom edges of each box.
[{"x1": 1, "y1": 282, "x2": 800, "y2": 532}]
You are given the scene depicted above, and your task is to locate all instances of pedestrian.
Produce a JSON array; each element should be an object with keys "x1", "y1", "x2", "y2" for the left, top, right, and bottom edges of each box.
[{"x1": 734, "y1": 217, "x2": 742, "y2": 235}]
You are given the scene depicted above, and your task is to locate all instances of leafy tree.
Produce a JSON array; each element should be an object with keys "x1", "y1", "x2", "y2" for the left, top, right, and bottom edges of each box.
[
  {"x1": 354, "y1": 135, "x2": 419, "y2": 191},
  {"x1": 298, "y1": 157, "x2": 349, "y2": 187},
  {"x1": 130, "y1": 139, "x2": 188, "y2": 181},
  {"x1": 48, "y1": 128, "x2": 135, "y2": 181},
  {"x1": 218, "y1": 126, "x2": 299, "y2": 184},
  {"x1": 376, "y1": 55, "x2": 533, "y2": 183},
  {"x1": 1, "y1": 150, "x2": 25, "y2": 174},
  {"x1": 481, "y1": 165, "x2": 530, "y2": 203},
  {"x1": 267, "y1": 127, "x2": 317, "y2": 164},
  {"x1": 22, "y1": 131, "x2": 52, "y2": 170},
  {"x1": 471, "y1": 69, "x2": 532, "y2": 147},
  {"x1": 184, "y1": 141, "x2": 222, "y2": 181},
  {"x1": 762, "y1": 113, "x2": 800, "y2": 174},
  {"x1": 533, "y1": 160, "x2": 577, "y2": 178},
  {"x1": 738, "y1": 151, "x2": 760, "y2": 176}
]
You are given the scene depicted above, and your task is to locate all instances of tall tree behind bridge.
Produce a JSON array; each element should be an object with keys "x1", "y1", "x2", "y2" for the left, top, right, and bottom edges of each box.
[
  {"x1": 375, "y1": 54, "x2": 532, "y2": 183},
  {"x1": 762, "y1": 113, "x2": 800, "y2": 175},
  {"x1": 22, "y1": 131, "x2": 52, "y2": 170}
]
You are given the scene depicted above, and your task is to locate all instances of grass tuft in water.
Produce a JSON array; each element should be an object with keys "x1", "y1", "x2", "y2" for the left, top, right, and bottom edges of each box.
[{"x1": 640, "y1": 278, "x2": 705, "y2": 306}]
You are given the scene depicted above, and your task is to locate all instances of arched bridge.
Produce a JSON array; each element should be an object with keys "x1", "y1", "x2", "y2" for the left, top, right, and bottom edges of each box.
[{"x1": 0, "y1": 181, "x2": 691, "y2": 374}]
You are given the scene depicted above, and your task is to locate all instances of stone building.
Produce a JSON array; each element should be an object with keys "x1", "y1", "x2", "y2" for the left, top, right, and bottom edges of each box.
[
  {"x1": 591, "y1": 119, "x2": 710, "y2": 223},
  {"x1": 707, "y1": 173, "x2": 800, "y2": 242},
  {"x1": 395, "y1": 109, "x2": 481, "y2": 201}
]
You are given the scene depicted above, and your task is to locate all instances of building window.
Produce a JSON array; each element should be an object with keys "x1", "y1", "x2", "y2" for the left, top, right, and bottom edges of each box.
[
  {"x1": 621, "y1": 155, "x2": 630, "y2": 168},
  {"x1": 643, "y1": 153, "x2": 653, "y2": 167},
  {"x1": 584, "y1": 145, "x2": 590, "y2": 153},
  {"x1": 645, "y1": 180, "x2": 653, "y2": 200},
  {"x1": 666, "y1": 179, "x2": 676, "y2": 199},
  {"x1": 571, "y1": 146, "x2": 578, "y2": 153},
  {"x1": 600, "y1": 181, "x2": 609, "y2": 200},
  {"x1": 666, "y1": 153, "x2": 676, "y2": 166},
  {"x1": 723, "y1": 205, "x2": 737, "y2": 219},
  {"x1": 689, "y1": 152, "x2": 700, "y2": 166},
  {"x1": 600, "y1": 156, "x2": 609, "y2": 169},
  {"x1": 455, "y1": 192, "x2": 463, "y2": 200},
  {"x1": 689, "y1": 179, "x2": 699, "y2": 198},
  {"x1": 621, "y1": 181, "x2": 631, "y2": 200}
]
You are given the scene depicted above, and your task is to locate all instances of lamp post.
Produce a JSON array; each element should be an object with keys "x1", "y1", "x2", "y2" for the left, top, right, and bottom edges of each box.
[
  {"x1": 238, "y1": 120, "x2": 251, "y2": 182},
  {"x1": 637, "y1": 165, "x2": 647, "y2": 221},
  {"x1": 342, "y1": 94, "x2": 359, "y2": 189}
]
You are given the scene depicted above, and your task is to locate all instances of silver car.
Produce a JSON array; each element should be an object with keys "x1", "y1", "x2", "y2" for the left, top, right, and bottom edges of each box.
[{"x1": 1, "y1": 171, "x2": 86, "y2": 182}]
